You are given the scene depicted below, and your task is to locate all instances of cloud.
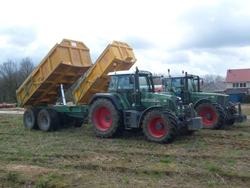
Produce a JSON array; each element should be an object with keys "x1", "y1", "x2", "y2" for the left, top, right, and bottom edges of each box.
[
  {"x1": 0, "y1": 25, "x2": 40, "y2": 63},
  {"x1": 176, "y1": 0, "x2": 250, "y2": 49},
  {"x1": 122, "y1": 35, "x2": 155, "y2": 50},
  {"x1": 0, "y1": 25, "x2": 38, "y2": 47}
]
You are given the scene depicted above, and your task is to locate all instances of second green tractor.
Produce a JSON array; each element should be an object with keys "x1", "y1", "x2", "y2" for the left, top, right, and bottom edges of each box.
[{"x1": 161, "y1": 72, "x2": 246, "y2": 129}]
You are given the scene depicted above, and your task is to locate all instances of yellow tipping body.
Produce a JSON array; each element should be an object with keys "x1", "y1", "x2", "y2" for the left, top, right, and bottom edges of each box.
[
  {"x1": 73, "y1": 41, "x2": 136, "y2": 105},
  {"x1": 16, "y1": 39, "x2": 93, "y2": 108}
]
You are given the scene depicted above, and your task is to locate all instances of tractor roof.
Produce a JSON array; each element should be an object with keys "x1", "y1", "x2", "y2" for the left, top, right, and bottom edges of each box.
[
  {"x1": 108, "y1": 70, "x2": 151, "y2": 76},
  {"x1": 165, "y1": 74, "x2": 198, "y2": 79}
]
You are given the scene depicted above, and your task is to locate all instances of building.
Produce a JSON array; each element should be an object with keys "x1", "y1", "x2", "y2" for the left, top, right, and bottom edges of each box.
[
  {"x1": 225, "y1": 68, "x2": 250, "y2": 102},
  {"x1": 201, "y1": 81, "x2": 226, "y2": 94}
]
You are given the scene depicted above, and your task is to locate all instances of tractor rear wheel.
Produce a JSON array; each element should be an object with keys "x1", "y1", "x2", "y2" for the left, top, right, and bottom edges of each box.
[
  {"x1": 23, "y1": 108, "x2": 40, "y2": 129},
  {"x1": 38, "y1": 109, "x2": 59, "y2": 131},
  {"x1": 196, "y1": 103, "x2": 225, "y2": 129},
  {"x1": 142, "y1": 109, "x2": 178, "y2": 143},
  {"x1": 89, "y1": 98, "x2": 124, "y2": 138}
]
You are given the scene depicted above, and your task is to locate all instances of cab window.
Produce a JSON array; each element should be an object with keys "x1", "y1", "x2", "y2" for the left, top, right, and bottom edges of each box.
[
  {"x1": 108, "y1": 76, "x2": 117, "y2": 92},
  {"x1": 139, "y1": 76, "x2": 150, "y2": 92},
  {"x1": 118, "y1": 75, "x2": 133, "y2": 90}
]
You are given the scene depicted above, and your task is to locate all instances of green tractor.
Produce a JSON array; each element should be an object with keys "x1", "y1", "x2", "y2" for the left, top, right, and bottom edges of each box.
[
  {"x1": 162, "y1": 71, "x2": 246, "y2": 129},
  {"x1": 88, "y1": 68, "x2": 203, "y2": 143}
]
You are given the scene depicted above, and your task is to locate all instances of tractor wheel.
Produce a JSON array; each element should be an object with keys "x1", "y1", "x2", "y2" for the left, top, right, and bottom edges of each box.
[
  {"x1": 89, "y1": 98, "x2": 124, "y2": 138},
  {"x1": 225, "y1": 102, "x2": 237, "y2": 125},
  {"x1": 23, "y1": 108, "x2": 40, "y2": 129},
  {"x1": 38, "y1": 109, "x2": 59, "y2": 131},
  {"x1": 142, "y1": 109, "x2": 178, "y2": 143},
  {"x1": 196, "y1": 103, "x2": 225, "y2": 129}
]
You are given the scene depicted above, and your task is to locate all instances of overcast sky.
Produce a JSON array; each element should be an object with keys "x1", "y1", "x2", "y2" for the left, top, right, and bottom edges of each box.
[{"x1": 1, "y1": 0, "x2": 250, "y2": 77}]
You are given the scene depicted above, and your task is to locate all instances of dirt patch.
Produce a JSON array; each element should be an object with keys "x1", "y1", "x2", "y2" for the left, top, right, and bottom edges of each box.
[{"x1": 0, "y1": 164, "x2": 58, "y2": 175}]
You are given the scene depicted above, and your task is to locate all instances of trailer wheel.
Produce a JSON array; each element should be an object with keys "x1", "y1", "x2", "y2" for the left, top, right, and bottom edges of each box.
[
  {"x1": 23, "y1": 108, "x2": 40, "y2": 129},
  {"x1": 142, "y1": 109, "x2": 178, "y2": 143},
  {"x1": 89, "y1": 98, "x2": 124, "y2": 138},
  {"x1": 38, "y1": 109, "x2": 59, "y2": 131},
  {"x1": 196, "y1": 103, "x2": 225, "y2": 129}
]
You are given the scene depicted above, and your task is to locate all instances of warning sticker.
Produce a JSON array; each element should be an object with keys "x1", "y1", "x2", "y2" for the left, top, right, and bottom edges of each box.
[{"x1": 73, "y1": 50, "x2": 80, "y2": 61}]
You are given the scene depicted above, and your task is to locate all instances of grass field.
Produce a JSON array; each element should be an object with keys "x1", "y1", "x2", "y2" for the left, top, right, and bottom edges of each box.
[{"x1": 0, "y1": 105, "x2": 250, "y2": 187}]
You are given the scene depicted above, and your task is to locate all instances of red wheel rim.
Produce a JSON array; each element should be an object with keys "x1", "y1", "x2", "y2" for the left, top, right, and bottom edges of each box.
[
  {"x1": 93, "y1": 106, "x2": 112, "y2": 131},
  {"x1": 200, "y1": 108, "x2": 216, "y2": 126},
  {"x1": 148, "y1": 117, "x2": 166, "y2": 138}
]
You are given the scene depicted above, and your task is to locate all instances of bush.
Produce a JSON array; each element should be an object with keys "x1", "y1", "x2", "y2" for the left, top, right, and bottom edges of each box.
[{"x1": 243, "y1": 95, "x2": 250, "y2": 103}]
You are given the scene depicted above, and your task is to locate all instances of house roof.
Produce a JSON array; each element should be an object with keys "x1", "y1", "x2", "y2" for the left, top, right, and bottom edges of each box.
[
  {"x1": 226, "y1": 88, "x2": 248, "y2": 94},
  {"x1": 226, "y1": 68, "x2": 250, "y2": 82},
  {"x1": 201, "y1": 82, "x2": 226, "y2": 92}
]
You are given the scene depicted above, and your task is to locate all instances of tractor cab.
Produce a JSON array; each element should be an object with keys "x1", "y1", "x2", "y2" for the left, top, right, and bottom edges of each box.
[
  {"x1": 163, "y1": 73, "x2": 201, "y2": 104},
  {"x1": 108, "y1": 69, "x2": 155, "y2": 110}
]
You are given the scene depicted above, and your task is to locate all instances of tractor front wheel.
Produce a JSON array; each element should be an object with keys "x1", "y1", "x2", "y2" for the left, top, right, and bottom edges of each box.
[
  {"x1": 89, "y1": 98, "x2": 124, "y2": 138},
  {"x1": 196, "y1": 103, "x2": 225, "y2": 129},
  {"x1": 142, "y1": 109, "x2": 178, "y2": 143}
]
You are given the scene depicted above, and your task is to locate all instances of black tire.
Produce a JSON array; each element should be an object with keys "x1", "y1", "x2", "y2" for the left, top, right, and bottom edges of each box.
[
  {"x1": 196, "y1": 102, "x2": 225, "y2": 129},
  {"x1": 142, "y1": 109, "x2": 178, "y2": 143},
  {"x1": 60, "y1": 117, "x2": 83, "y2": 128},
  {"x1": 225, "y1": 102, "x2": 237, "y2": 125},
  {"x1": 88, "y1": 98, "x2": 124, "y2": 138},
  {"x1": 73, "y1": 118, "x2": 84, "y2": 127},
  {"x1": 38, "y1": 109, "x2": 59, "y2": 131},
  {"x1": 23, "y1": 108, "x2": 40, "y2": 129}
]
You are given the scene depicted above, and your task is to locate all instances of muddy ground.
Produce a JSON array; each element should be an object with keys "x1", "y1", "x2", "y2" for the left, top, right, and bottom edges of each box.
[{"x1": 0, "y1": 105, "x2": 250, "y2": 187}]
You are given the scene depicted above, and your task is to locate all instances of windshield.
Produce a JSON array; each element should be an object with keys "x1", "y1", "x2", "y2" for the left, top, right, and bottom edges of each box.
[
  {"x1": 163, "y1": 77, "x2": 197, "y2": 92},
  {"x1": 139, "y1": 75, "x2": 153, "y2": 92},
  {"x1": 187, "y1": 78, "x2": 197, "y2": 92}
]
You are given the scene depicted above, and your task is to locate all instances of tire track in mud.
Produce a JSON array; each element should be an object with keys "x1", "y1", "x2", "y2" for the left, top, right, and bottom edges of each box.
[
  {"x1": 15, "y1": 152, "x2": 250, "y2": 184},
  {"x1": 2, "y1": 148, "x2": 250, "y2": 184},
  {"x1": 2, "y1": 144, "x2": 250, "y2": 165},
  {"x1": 178, "y1": 133, "x2": 250, "y2": 150}
]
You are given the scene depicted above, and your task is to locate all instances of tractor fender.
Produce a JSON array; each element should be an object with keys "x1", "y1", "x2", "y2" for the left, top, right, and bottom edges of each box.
[
  {"x1": 193, "y1": 98, "x2": 211, "y2": 109},
  {"x1": 88, "y1": 93, "x2": 124, "y2": 110},
  {"x1": 138, "y1": 105, "x2": 164, "y2": 128}
]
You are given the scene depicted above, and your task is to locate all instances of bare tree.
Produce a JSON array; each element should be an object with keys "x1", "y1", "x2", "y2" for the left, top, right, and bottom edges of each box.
[
  {"x1": 0, "y1": 78, "x2": 6, "y2": 102},
  {"x1": 202, "y1": 74, "x2": 225, "y2": 84},
  {"x1": 19, "y1": 57, "x2": 35, "y2": 81},
  {"x1": 0, "y1": 60, "x2": 19, "y2": 102}
]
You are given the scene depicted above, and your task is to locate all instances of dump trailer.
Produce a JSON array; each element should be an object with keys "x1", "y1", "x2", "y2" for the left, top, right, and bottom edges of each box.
[
  {"x1": 16, "y1": 39, "x2": 93, "y2": 108},
  {"x1": 73, "y1": 41, "x2": 136, "y2": 105},
  {"x1": 17, "y1": 39, "x2": 203, "y2": 143},
  {"x1": 17, "y1": 39, "x2": 137, "y2": 131}
]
